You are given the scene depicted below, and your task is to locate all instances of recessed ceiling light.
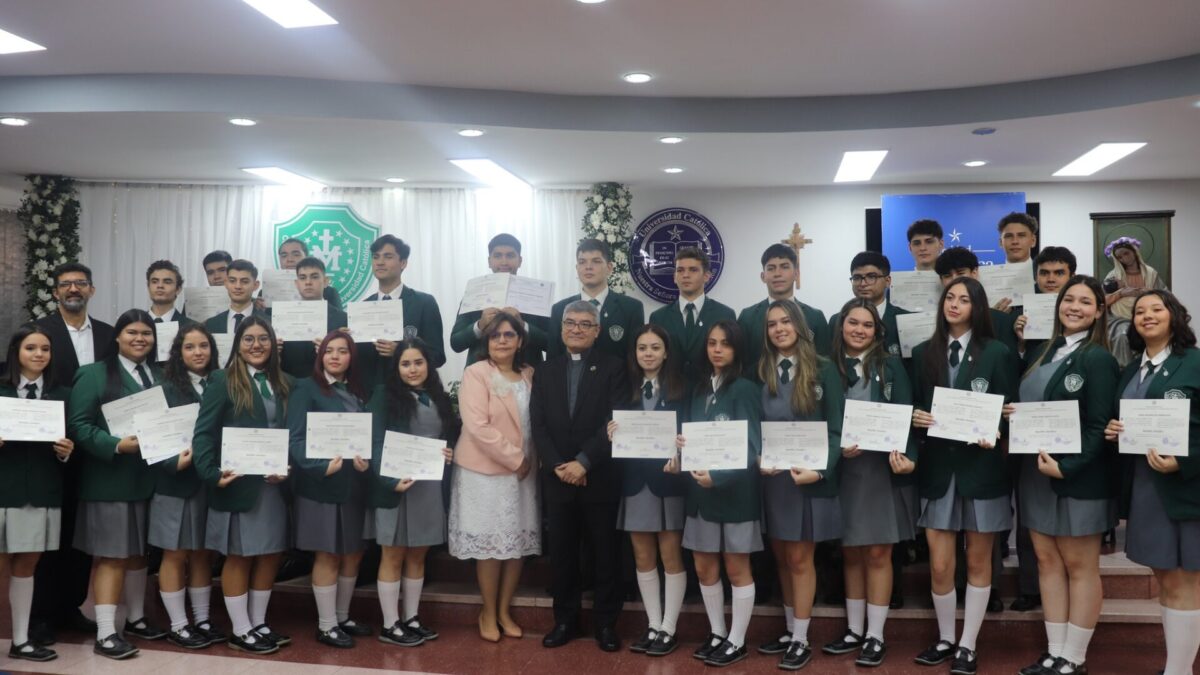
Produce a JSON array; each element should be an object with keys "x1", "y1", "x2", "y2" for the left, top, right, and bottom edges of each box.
[
  {"x1": 662, "y1": 167, "x2": 684, "y2": 174},
  {"x1": 0, "y1": 27, "x2": 46, "y2": 54},
  {"x1": 450, "y1": 159, "x2": 530, "y2": 191},
  {"x1": 0, "y1": 117, "x2": 30, "y2": 127},
  {"x1": 971, "y1": 127, "x2": 997, "y2": 136},
  {"x1": 833, "y1": 150, "x2": 888, "y2": 183},
  {"x1": 962, "y1": 160, "x2": 988, "y2": 168},
  {"x1": 658, "y1": 136, "x2": 684, "y2": 145},
  {"x1": 385, "y1": 178, "x2": 406, "y2": 183},
  {"x1": 228, "y1": 118, "x2": 257, "y2": 126},
  {"x1": 457, "y1": 128, "x2": 485, "y2": 137},
  {"x1": 576, "y1": 0, "x2": 606, "y2": 3},
  {"x1": 623, "y1": 72, "x2": 653, "y2": 84},
  {"x1": 241, "y1": 0, "x2": 337, "y2": 28},
  {"x1": 1193, "y1": 100, "x2": 1200, "y2": 109},
  {"x1": 242, "y1": 167, "x2": 326, "y2": 190},
  {"x1": 1053, "y1": 142, "x2": 1146, "y2": 177}
]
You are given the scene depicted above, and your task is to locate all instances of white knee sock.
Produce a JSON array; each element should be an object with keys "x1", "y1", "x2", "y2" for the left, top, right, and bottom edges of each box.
[
  {"x1": 188, "y1": 585, "x2": 212, "y2": 625},
  {"x1": 958, "y1": 584, "x2": 990, "y2": 651},
  {"x1": 782, "y1": 603, "x2": 795, "y2": 636},
  {"x1": 932, "y1": 588, "x2": 957, "y2": 644},
  {"x1": 312, "y1": 583, "x2": 338, "y2": 632},
  {"x1": 1045, "y1": 620, "x2": 1068, "y2": 658},
  {"x1": 866, "y1": 603, "x2": 889, "y2": 641},
  {"x1": 792, "y1": 617, "x2": 810, "y2": 646},
  {"x1": 223, "y1": 593, "x2": 252, "y2": 638},
  {"x1": 95, "y1": 604, "x2": 117, "y2": 640},
  {"x1": 124, "y1": 568, "x2": 148, "y2": 622},
  {"x1": 699, "y1": 582, "x2": 727, "y2": 638},
  {"x1": 335, "y1": 575, "x2": 356, "y2": 624},
  {"x1": 377, "y1": 579, "x2": 401, "y2": 628},
  {"x1": 1060, "y1": 623, "x2": 1094, "y2": 666},
  {"x1": 249, "y1": 589, "x2": 271, "y2": 630},
  {"x1": 845, "y1": 597, "x2": 866, "y2": 636},
  {"x1": 160, "y1": 588, "x2": 188, "y2": 631},
  {"x1": 1162, "y1": 606, "x2": 1200, "y2": 675},
  {"x1": 401, "y1": 576, "x2": 423, "y2": 622},
  {"x1": 661, "y1": 571, "x2": 686, "y2": 636},
  {"x1": 9, "y1": 576, "x2": 34, "y2": 648},
  {"x1": 636, "y1": 569, "x2": 663, "y2": 632},
  {"x1": 727, "y1": 583, "x2": 755, "y2": 649}
]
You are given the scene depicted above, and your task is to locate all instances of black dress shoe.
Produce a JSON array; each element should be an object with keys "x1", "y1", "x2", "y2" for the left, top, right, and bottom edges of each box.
[
  {"x1": 338, "y1": 619, "x2": 372, "y2": 637},
  {"x1": 855, "y1": 637, "x2": 887, "y2": 667},
  {"x1": 822, "y1": 629, "x2": 863, "y2": 655},
  {"x1": 94, "y1": 633, "x2": 140, "y2": 659},
  {"x1": 757, "y1": 632, "x2": 792, "y2": 655},
  {"x1": 596, "y1": 626, "x2": 620, "y2": 652},
  {"x1": 542, "y1": 623, "x2": 576, "y2": 648},
  {"x1": 27, "y1": 621, "x2": 56, "y2": 646},
  {"x1": 195, "y1": 620, "x2": 228, "y2": 644},
  {"x1": 316, "y1": 626, "x2": 355, "y2": 649},
  {"x1": 913, "y1": 639, "x2": 955, "y2": 666},
  {"x1": 778, "y1": 640, "x2": 812, "y2": 670},
  {"x1": 379, "y1": 621, "x2": 424, "y2": 647},
  {"x1": 704, "y1": 638, "x2": 749, "y2": 667},
  {"x1": 8, "y1": 641, "x2": 58, "y2": 662},
  {"x1": 950, "y1": 646, "x2": 978, "y2": 675},
  {"x1": 694, "y1": 633, "x2": 724, "y2": 660},
  {"x1": 986, "y1": 591, "x2": 1004, "y2": 613},
  {"x1": 646, "y1": 631, "x2": 677, "y2": 656},
  {"x1": 166, "y1": 625, "x2": 211, "y2": 649},
  {"x1": 124, "y1": 618, "x2": 168, "y2": 640},
  {"x1": 630, "y1": 628, "x2": 657, "y2": 653},
  {"x1": 1019, "y1": 652, "x2": 1056, "y2": 675},
  {"x1": 1010, "y1": 594, "x2": 1042, "y2": 612},
  {"x1": 1050, "y1": 657, "x2": 1087, "y2": 674},
  {"x1": 403, "y1": 615, "x2": 438, "y2": 641},
  {"x1": 252, "y1": 624, "x2": 290, "y2": 646},
  {"x1": 228, "y1": 631, "x2": 278, "y2": 655},
  {"x1": 889, "y1": 594, "x2": 906, "y2": 610}
]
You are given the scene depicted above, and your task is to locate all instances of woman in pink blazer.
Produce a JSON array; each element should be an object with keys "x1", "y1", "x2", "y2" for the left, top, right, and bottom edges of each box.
[{"x1": 448, "y1": 311, "x2": 540, "y2": 642}]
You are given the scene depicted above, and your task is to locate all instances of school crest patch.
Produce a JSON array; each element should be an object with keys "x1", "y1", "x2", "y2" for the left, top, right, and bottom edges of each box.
[
  {"x1": 1064, "y1": 374, "x2": 1084, "y2": 393},
  {"x1": 888, "y1": 343, "x2": 900, "y2": 356},
  {"x1": 405, "y1": 325, "x2": 419, "y2": 339},
  {"x1": 608, "y1": 325, "x2": 625, "y2": 341},
  {"x1": 970, "y1": 378, "x2": 989, "y2": 393},
  {"x1": 1164, "y1": 389, "x2": 1188, "y2": 400},
  {"x1": 814, "y1": 384, "x2": 824, "y2": 401},
  {"x1": 715, "y1": 413, "x2": 731, "y2": 422},
  {"x1": 272, "y1": 203, "x2": 379, "y2": 302}
]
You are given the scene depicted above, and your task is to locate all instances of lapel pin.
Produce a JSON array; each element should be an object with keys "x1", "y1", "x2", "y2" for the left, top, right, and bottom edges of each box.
[
  {"x1": 699, "y1": 321, "x2": 704, "y2": 327},
  {"x1": 590, "y1": 365, "x2": 596, "y2": 371}
]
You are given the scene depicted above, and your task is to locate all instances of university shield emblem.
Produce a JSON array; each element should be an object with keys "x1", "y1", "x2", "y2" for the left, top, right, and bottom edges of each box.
[
  {"x1": 273, "y1": 203, "x2": 379, "y2": 302},
  {"x1": 1164, "y1": 389, "x2": 1188, "y2": 399},
  {"x1": 1064, "y1": 374, "x2": 1084, "y2": 392},
  {"x1": 970, "y1": 378, "x2": 989, "y2": 392},
  {"x1": 608, "y1": 325, "x2": 625, "y2": 341}
]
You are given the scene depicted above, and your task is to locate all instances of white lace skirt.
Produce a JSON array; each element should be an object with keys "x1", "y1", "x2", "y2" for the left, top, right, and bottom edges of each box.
[{"x1": 448, "y1": 464, "x2": 541, "y2": 560}]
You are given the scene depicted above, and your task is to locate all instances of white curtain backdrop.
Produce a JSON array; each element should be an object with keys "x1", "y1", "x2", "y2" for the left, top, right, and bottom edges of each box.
[{"x1": 77, "y1": 183, "x2": 589, "y2": 377}]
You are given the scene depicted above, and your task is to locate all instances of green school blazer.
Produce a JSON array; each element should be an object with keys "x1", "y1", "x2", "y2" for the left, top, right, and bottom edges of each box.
[
  {"x1": 286, "y1": 377, "x2": 368, "y2": 505},
  {"x1": 844, "y1": 354, "x2": 920, "y2": 486},
  {"x1": 191, "y1": 368, "x2": 294, "y2": 513},
  {"x1": 280, "y1": 306, "x2": 348, "y2": 379},
  {"x1": 357, "y1": 287, "x2": 447, "y2": 388},
  {"x1": 649, "y1": 298, "x2": 737, "y2": 390},
  {"x1": 0, "y1": 383, "x2": 70, "y2": 508},
  {"x1": 1115, "y1": 347, "x2": 1200, "y2": 521},
  {"x1": 739, "y1": 298, "x2": 831, "y2": 370},
  {"x1": 203, "y1": 307, "x2": 271, "y2": 334},
  {"x1": 829, "y1": 304, "x2": 913, "y2": 360},
  {"x1": 547, "y1": 291, "x2": 645, "y2": 362},
  {"x1": 67, "y1": 362, "x2": 160, "y2": 502},
  {"x1": 365, "y1": 385, "x2": 459, "y2": 509},
  {"x1": 911, "y1": 338, "x2": 1016, "y2": 500},
  {"x1": 153, "y1": 378, "x2": 206, "y2": 499},
  {"x1": 451, "y1": 310, "x2": 548, "y2": 366},
  {"x1": 685, "y1": 376, "x2": 763, "y2": 523}
]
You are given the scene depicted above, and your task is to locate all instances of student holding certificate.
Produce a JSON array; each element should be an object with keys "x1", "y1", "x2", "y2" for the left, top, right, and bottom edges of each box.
[
  {"x1": 286, "y1": 331, "x2": 373, "y2": 648},
  {"x1": 680, "y1": 319, "x2": 762, "y2": 667},
  {"x1": 67, "y1": 309, "x2": 165, "y2": 659},
  {"x1": 823, "y1": 299, "x2": 917, "y2": 668},
  {"x1": 1104, "y1": 290, "x2": 1200, "y2": 675},
  {"x1": 367, "y1": 339, "x2": 459, "y2": 648},
  {"x1": 279, "y1": 257, "x2": 349, "y2": 379},
  {"x1": 192, "y1": 316, "x2": 293, "y2": 655},
  {"x1": 604, "y1": 324, "x2": 688, "y2": 656},
  {"x1": 152, "y1": 324, "x2": 224, "y2": 649},
  {"x1": 756, "y1": 301, "x2": 844, "y2": 671},
  {"x1": 0, "y1": 325, "x2": 73, "y2": 662},
  {"x1": 910, "y1": 278, "x2": 1015, "y2": 675}
]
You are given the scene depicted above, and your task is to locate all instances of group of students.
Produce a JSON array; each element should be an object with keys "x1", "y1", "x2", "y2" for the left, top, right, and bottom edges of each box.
[{"x1": 0, "y1": 217, "x2": 1196, "y2": 675}]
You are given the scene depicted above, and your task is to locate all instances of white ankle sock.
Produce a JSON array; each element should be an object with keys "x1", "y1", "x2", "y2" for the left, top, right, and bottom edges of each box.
[
  {"x1": 312, "y1": 583, "x2": 338, "y2": 632},
  {"x1": 9, "y1": 576, "x2": 33, "y2": 647},
  {"x1": 223, "y1": 593, "x2": 252, "y2": 638},
  {"x1": 1044, "y1": 620, "x2": 1068, "y2": 658},
  {"x1": 249, "y1": 589, "x2": 271, "y2": 629},
  {"x1": 123, "y1": 568, "x2": 148, "y2": 622},
  {"x1": 782, "y1": 603, "x2": 795, "y2": 636},
  {"x1": 636, "y1": 569, "x2": 663, "y2": 632},
  {"x1": 1162, "y1": 606, "x2": 1200, "y2": 675},
  {"x1": 661, "y1": 571, "x2": 686, "y2": 636},
  {"x1": 95, "y1": 604, "x2": 117, "y2": 640},
  {"x1": 727, "y1": 583, "x2": 755, "y2": 649},
  {"x1": 377, "y1": 579, "x2": 401, "y2": 627},
  {"x1": 335, "y1": 575, "x2": 356, "y2": 624},
  {"x1": 958, "y1": 584, "x2": 990, "y2": 651},
  {"x1": 188, "y1": 585, "x2": 212, "y2": 625},
  {"x1": 401, "y1": 576, "x2": 423, "y2": 622},
  {"x1": 845, "y1": 597, "x2": 866, "y2": 636},
  {"x1": 1060, "y1": 623, "x2": 1094, "y2": 666},
  {"x1": 792, "y1": 617, "x2": 810, "y2": 646},
  {"x1": 160, "y1": 588, "x2": 188, "y2": 631},
  {"x1": 699, "y1": 582, "x2": 727, "y2": 638},
  {"x1": 931, "y1": 588, "x2": 957, "y2": 644},
  {"x1": 866, "y1": 603, "x2": 889, "y2": 641}
]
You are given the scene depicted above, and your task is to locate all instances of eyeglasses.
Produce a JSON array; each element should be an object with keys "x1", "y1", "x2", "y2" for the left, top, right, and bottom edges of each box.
[
  {"x1": 488, "y1": 331, "x2": 518, "y2": 341},
  {"x1": 850, "y1": 274, "x2": 885, "y2": 285},
  {"x1": 562, "y1": 319, "x2": 598, "y2": 331},
  {"x1": 240, "y1": 335, "x2": 274, "y2": 346},
  {"x1": 56, "y1": 280, "x2": 91, "y2": 289}
]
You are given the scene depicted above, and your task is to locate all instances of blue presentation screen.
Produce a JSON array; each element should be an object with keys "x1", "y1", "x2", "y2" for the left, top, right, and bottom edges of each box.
[{"x1": 881, "y1": 192, "x2": 1026, "y2": 270}]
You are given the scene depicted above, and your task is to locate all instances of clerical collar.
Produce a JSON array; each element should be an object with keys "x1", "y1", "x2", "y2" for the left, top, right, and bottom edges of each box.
[{"x1": 569, "y1": 351, "x2": 584, "y2": 361}]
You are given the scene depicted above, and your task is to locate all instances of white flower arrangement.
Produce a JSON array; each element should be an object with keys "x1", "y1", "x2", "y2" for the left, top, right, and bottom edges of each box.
[
  {"x1": 580, "y1": 182, "x2": 634, "y2": 293},
  {"x1": 17, "y1": 175, "x2": 81, "y2": 319}
]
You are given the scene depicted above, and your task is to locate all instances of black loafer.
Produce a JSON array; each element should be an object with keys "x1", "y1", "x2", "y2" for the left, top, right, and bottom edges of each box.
[
  {"x1": 316, "y1": 626, "x2": 355, "y2": 649},
  {"x1": 630, "y1": 628, "x2": 657, "y2": 653},
  {"x1": 1019, "y1": 652, "x2": 1056, "y2": 675},
  {"x1": 694, "y1": 633, "x2": 724, "y2": 660},
  {"x1": 1010, "y1": 594, "x2": 1042, "y2": 612},
  {"x1": 595, "y1": 625, "x2": 620, "y2": 652},
  {"x1": 778, "y1": 640, "x2": 812, "y2": 670},
  {"x1": 855, "y1": 637, "x2": 887, "y2": 667},
  {"x1": 124, "y1": 618, "x2": 167, "y2": 641},
  {"x1": 986, "y1": 591, "x2": 1004, "y2": 613},
  {"x1": 252, "y1": 624, "x2": 290, "y2": 646},
  {"x1": 646, "y1": 631, "x2": 677, "y2": 657},
  {"x1": 228, "y1": 631, "x2": 278, "y2": 655},
  {"x1": 378, "y1": 621, "x2": 424, "y2": 647},
  {"x1": 167, "y1": 625, "x2": 211, "y2": 649},
  {"x1": 338, "y1": 619, "x2": 372, "y2": 637},
  {"x1": 914, "y1": 639, "x2": 955, "y2": 666},
  {"x1": 8, "y1": 641, "x2": 58, "y2": 662},
  {"x1": 758, "y1": 632, "x2": 793, "y2": 655},
  {"x1": 822, "y1": 629, "x2": 863, "y2": 655},
  {"x1": 950, "y1": 646, "x2": 978, "y2": 675},
  {"x1": 195, "y1": 620, "x2": 228, "y2": 644},
  {"x1": 542, "y1": 623, "x2": 576, "y2": 648},
  {"x1": 403, "y1": 615, "x2": 438, "y2": 641},
  {"x1": 704, "y1": 638, "x2": 748, "y2": 667},
  {"x1": 1050, "y1": 657, "x2": 1087, "y2": 675},
  {"x1": 94, "y1": 633, "x2": 139, "y2": 660}
]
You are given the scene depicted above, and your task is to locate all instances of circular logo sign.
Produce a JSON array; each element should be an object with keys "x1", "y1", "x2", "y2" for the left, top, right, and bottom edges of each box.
[
  {"x1": 273, "y1": 203, "x2": 380, "y2": 302},
  {"x1": 629, "y1": 208, "x2": 724, "y2": 303}
]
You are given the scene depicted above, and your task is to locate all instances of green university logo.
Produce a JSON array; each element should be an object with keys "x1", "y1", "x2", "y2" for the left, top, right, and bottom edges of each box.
[{"x1": 273, "y1": 203, "x2": 379, "y2": 302}]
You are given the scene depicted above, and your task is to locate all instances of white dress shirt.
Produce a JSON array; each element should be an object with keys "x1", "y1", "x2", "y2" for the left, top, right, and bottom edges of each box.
[{"x1": 65, "y1": 315, "x2": 95, "y2": 366}]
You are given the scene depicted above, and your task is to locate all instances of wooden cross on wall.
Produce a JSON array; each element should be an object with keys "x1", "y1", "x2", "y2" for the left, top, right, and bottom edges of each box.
[{"x1": 783, "y1": 223, "x2": 813, "y2": 289}]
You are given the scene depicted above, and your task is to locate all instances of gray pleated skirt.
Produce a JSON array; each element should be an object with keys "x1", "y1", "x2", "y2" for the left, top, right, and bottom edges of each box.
[
  {"x1": 205, "y1": 484, "x2": 288, "y2": 557},
  {"x1": 1018, "y1": 457, "x2": 1116, "y2": 538},
  {"x1": 294, "y1": 494, "x2": 367, "y2": 555},
  {"x1": 616, "y1": 486, "x2": 686, "y2": 533},
  {"x1": 73, "y1": 500, "x2": 148, "y2": 558},
  {"x1": 0, "y1": 506, "x2": 61, "y2": 553},
  {"x1": 682, "y1": 514, "x2": 764, "y2": 554},
  {"x1": 1126, "y1": 461, "x2": 1200, "y2": 571},
  {"x1": 368, "y1": 481, "x2": 446, "y2": 548},
  {"x1": 840, "y1": 453, "x2": 919, "y2": 546},
  {"x1": 149, "y1": 491, "x2": 209, "y2": 551},
  {"x1": 918, "y1": 475, "x2": 1012, "y2": 533},
  {"x1": 762, "y1": 472, "x2": 842, "y2": 543}
]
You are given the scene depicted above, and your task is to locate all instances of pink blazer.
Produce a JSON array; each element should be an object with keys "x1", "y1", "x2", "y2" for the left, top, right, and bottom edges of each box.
[{"x1": 454, "y1": 360, "x2": 535, "y2": 476}]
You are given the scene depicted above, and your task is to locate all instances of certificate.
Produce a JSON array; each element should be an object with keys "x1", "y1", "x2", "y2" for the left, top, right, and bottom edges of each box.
[
  {"x1": 889, "y1": 271, "x2": 943, "y2": 314},
  {"x1": 306, "y1": 412, "x2": 373, "y2": 460},
  {"x1": 895, "y1": 312, "x2": 937, "y2": 358},
  {"x1": 347, "y1": 300, "x2": 405, "y2": 342},
  {"x1": 134, "y1": 403, "x2": 199, "y2": 464},
  {"x1": 1009, "y1": 401, "x2": 1081, "y2": 454},
  {"x1": 1119, "y1": 399, "x2": 1190, "y2": 456},
  {"x1": 1021, "y1": 294, "x2": 1058, "y2": 341},
  {"x1": 154, "y1": 320, "x2": 180, "y2": 362},
  {"x1": 271, "y1": 300, "x2": 328, "y2": 342},
  {"x1": 458, "y1": 274, "x2": 510, "y2": 314},
  {"x1": 212, "y1": 333, "x2": 235, "y2": 366},
  {"x1": 0, "y1": 398, "x2": 65, "y2": 442},
  {"x1": 506, "y1": 276, "x2": 555, "y2": 317},
  {"x1": 978, "y1": 261, "x2": 1035, "y2": 307},
  {"x1": 928, "y1": 386, "x2": 1004, "y2": 444},
  {"x1": 221, "y1": 427, "x2": 289, "y2": 475},
  {"x1": 612, "y1": 410, "x2": 677, "y2": 459},
  {"x1": 101, "y1": 386, "x2": 169, "y2": 438},
  {"x1": 183, "y1": 286, "x2": 228, "y2": 324},
  {"x1": 380, "y1": 431, "x2": 446, "y2": 481},
  {"x1": 680, "y1": 421, "x2": 747, "y2": 471},
  {"x1": 841, "y1": 400, "x2": 914, "y2": 452},
  {"x1": 260, "y1": 268, "x2": 300, "y2": 306},
  {"x1": 761, "y1": 421, "x2": 828, "y2": 470}
]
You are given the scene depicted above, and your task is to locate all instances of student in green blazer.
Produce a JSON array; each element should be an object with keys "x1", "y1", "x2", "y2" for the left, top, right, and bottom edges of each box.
[
  {"x1": 450, "y1": 233, "x2": 548, "y2": 365},
  {"x1": 827, "y1": 252, "x2": 914, "y2": 359},
  {"x1": 548, "y1": 238, "x2": 645, "y2": 362},
  {"x1": 934, "y1": 247, "x2": 1019, "y2": 358},
  {"x1": 367, "y1": 339, "x2": 459, "y2": 648},
  {"x1": 191, "y1": 316, "x2": 293, "y2": 655},
  {"x1": 67, "y1": 309, "x2": 165, "y2": 659},
  {"x1": 999, "y1": 276, "x2": 1118, "y2": 675},
  {"x1": 679, "y1": 319, "x2": 763, "y2": 667},
  {"x1": 280, "y1": 257, "x2": 350, "y2": 379},
  {"x1": 287, "y1": 331, "x2": 373, "y2": 649},
  {"x1": 0, "y1": 324, "x2": 74, "y2": 662},
  {"x1": 272, "y1": 237, "x2": 343, "y2": 311},
  {"x1": 739, "y1": 244, "x2": 831, "y2": 366},
  {"x1": 202, "y1": 260, "x2": 271, "y2": 335},
  {"x1": 1103, "y1": 290, "x2": 1200, "y2": 675},
  {"x1": 756, "y1": 300, "x2": 844, "y2": 671},
  {"x1": 823, "y1": 299, "x2": 918, "y2": 668},
  {"x1": 648, "y1": 246, "x2": 736, "y2": 392}
]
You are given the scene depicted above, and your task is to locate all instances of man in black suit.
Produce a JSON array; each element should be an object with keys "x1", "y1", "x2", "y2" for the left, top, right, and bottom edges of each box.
[
  {"x1": 530, "y1": 300, "x2": 627, "y2": 652},
  {"x1": 34, "y1": 262, "x2": 114, "y2": 382}
]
